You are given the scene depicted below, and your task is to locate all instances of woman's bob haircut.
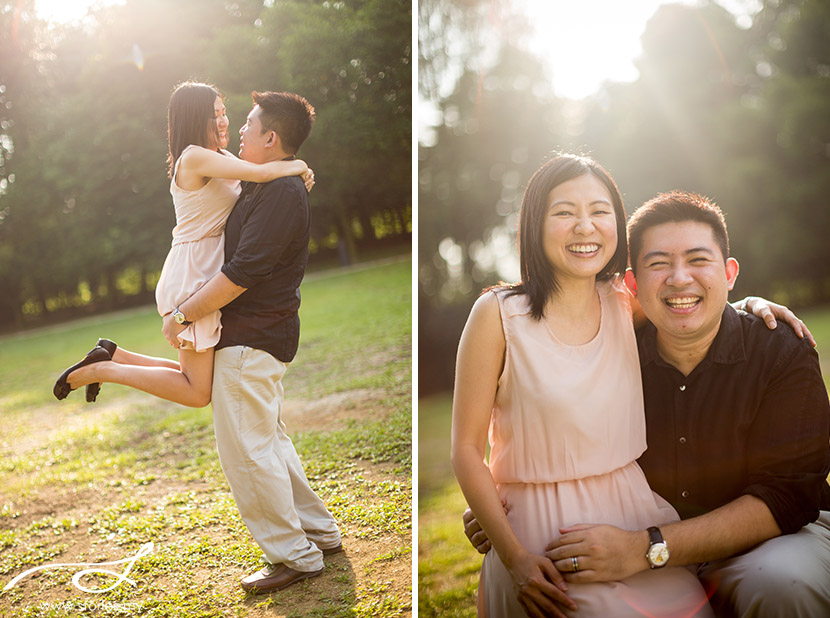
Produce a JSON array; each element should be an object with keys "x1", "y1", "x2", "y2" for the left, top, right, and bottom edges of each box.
[{"x1": 505, "y1": 153, "x2": 628, "y2": 320}]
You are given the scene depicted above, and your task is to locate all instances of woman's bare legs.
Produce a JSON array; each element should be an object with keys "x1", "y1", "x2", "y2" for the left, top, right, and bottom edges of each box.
[
  {"x1": 67, "y1": 347, "x2": 214, "y2": 408},
  {"x1": 110, "y1": 346, "x2": 181, "y2": 371}
]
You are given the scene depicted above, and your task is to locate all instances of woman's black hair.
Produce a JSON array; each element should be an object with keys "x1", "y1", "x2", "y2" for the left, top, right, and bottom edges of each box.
[
  {"x1": 166, "y1": 81, "x2": 221, "y2": 178},
  {"x1": 504, "y1": 153, "x2": 628, "y2": 320}
]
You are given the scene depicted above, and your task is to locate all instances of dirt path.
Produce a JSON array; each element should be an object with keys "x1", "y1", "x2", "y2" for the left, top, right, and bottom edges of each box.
[{"x1": 0, "y1": 389, "x2": 412, "y2": 617}]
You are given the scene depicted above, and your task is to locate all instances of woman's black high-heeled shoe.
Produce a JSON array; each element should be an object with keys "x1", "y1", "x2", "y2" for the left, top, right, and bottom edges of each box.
[
  {"x1": 85, "y1": 339, "x2": 118, "y2": 402},
  {"x1": 53, "y1": 345, "x2": 112, "y2": 401}
]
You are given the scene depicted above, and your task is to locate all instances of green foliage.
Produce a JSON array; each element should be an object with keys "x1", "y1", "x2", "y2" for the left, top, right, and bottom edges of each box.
[
  {"x1": 419, "y1": 0, "x2": 830, "y2": 392},
  {"x1": 352, "y1": 580, "x2": 411, "y2": 617},
  {"x1": 0, "y1": 0, "x2": 411, "y2": 330}
]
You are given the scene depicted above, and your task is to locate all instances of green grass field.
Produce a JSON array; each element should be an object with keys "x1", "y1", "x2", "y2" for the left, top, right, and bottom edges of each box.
[
  {"x1": 418, "y1": 304, "x2": 830, "y2": 617},
  {"x1": 0, "y1": 257, "x2": 411, "y2": 618}
]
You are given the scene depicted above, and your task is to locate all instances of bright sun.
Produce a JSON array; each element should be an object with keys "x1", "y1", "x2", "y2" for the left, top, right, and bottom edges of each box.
[
  {"x1": 34, "y1": 0, "x2": 124, "y2": 23},
  {"x1": 519, "y1": 0, "x2": 758, "y2": 99},
  {"x1": 420, "y1": 0, "x2": 760, "y2": 145}
]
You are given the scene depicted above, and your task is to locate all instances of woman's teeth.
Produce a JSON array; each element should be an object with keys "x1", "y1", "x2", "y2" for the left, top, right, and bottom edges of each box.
[{"x1": 568, "y1": 244, "x2": 599, "y2": 254}]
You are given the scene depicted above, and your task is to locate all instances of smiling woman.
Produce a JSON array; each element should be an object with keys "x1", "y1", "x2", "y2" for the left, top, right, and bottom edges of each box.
[{"x1": 450, "y1": 153, "x2": 713, "y2": 618}]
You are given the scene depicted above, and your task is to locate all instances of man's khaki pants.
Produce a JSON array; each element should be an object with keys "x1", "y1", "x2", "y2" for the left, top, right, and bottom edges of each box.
[
  {"x1": 698, "y1": 511, "x2": 830, "y2": 617},
  {"x1": 212, "y1": 346, "x2": 341, "y2": 572}
]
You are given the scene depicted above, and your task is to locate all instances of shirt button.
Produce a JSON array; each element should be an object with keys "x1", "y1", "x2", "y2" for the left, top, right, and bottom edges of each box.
[
  {"x1": 681, "y1": 490, "x2": 690, "y2": 498},
  {"x1": 679, "y1": 436, "x2": 687, "y2": 444},
  {"x1": 679, "y1": 385, "x2": 686, "y2": 391}
]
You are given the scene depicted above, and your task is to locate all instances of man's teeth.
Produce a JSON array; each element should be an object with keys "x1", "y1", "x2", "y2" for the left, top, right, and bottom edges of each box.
[
  {"x1": 665, "y1": 296, "x2": 700, "y2": 309},
  {"x1": 568, "y1": 244, "x2": 599, "y2": 254}
]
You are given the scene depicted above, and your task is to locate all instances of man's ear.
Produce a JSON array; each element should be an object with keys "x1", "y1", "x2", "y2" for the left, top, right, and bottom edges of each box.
[
  {"x1": 624, "y1": 268, "x2": 638, "y2": 296},
  {"x1": 725, "y1": 257, "x2": 739, "y2": 290},
  {"x1": 265, "y1": 131, "x2": 281, "y2": 150}
]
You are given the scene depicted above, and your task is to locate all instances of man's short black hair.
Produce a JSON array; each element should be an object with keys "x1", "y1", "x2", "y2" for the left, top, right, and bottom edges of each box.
[
  {"x1": 628, "y1": 191, "x2": 729, "y2": 273},
  {"x1": 251, "y1": 91, "x2": 316, "y2": 154}
]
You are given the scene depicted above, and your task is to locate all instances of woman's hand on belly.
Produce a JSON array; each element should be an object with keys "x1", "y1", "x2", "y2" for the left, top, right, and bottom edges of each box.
[
  {"x1": 505, "y1": 549, "x2": 578, "y2": 618},
  {"x1": 545, "y1": 523, "x2": 648, "y2": 583}
]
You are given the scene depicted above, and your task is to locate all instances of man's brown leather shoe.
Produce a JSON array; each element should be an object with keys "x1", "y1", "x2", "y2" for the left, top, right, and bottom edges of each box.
[
  {"x1": 321, "y1": 543, "x2": 343, "y2": 555},
  {"x1": 240, "y1": 563, "x2": 324, "y2": 594}
]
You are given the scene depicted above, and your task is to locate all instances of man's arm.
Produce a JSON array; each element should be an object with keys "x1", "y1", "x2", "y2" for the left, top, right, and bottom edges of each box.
[
  {"x1": 547, "y1": 330, "x2": 829, "y2": 582},
  {"x1": 162, "y1": 180, "x2": 307, "y2": 346},
  {"x1": 162, "y1": 272, "x2": 246, "y2": 346},
  {"x1": 544, "y1": 495, "x2": 780, "y2": 583}
]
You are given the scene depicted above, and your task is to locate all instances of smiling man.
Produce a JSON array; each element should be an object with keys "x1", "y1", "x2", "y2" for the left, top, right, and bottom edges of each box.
[{"x1": 542, "y1": 191, "x2": 830, "y2": 616}]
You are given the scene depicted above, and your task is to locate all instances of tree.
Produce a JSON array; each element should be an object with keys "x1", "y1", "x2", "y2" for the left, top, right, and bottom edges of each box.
[
  {"x1": 267, "y1": 0, "x2": 412, "y2": 262},
  {"x1": 0, "y1": 0, "x2": 412, "y2": 331}
]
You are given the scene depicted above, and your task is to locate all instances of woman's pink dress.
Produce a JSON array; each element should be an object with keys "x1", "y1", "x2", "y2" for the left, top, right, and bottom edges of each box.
[
  {"x1": 481, "y1": 279, "x2": 712, "y2": 617},
  {"x1": 155, "y1": 145, "x2": 241, "y2": 351}
]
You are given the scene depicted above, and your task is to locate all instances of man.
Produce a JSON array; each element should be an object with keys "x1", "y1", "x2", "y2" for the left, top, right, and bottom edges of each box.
[
  {"x1": 162, "y1": 91, "x2": 341, "y2": 594},
  {"x1": 466, "y1": 191, "x2": 830, "y2": 616}
]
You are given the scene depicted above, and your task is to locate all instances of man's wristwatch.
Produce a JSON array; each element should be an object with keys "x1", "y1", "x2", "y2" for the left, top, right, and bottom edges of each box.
[
  {"x1": 172, "y1": 307, "x2": 192, "y2": 326},
  {"x1": 645, "y1": 526, "x2": 670, "y2": 569}
]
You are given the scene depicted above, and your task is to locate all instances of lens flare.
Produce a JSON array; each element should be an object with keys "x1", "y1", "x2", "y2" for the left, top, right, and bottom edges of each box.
[{"x1": 130, "y1": 43, "x2": 144, "y2": 71}]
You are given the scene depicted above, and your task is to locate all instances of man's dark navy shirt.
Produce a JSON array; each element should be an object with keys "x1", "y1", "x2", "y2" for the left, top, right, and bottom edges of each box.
[
  {"x1": 217, "y1": 174, "x2": 309, "y2": 363},
  {"x1": 637, "y1": 304, "x2": 830, "y2": 535}
]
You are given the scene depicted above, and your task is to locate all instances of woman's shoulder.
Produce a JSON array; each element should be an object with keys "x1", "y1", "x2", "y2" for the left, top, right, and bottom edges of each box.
[
  {"x1": 598, "y1": 275, "x2": 635, "y2": 318},
  {"x1": 178, "y1": 144, "x2": 215, "y2": 161},
  {"x1": 598, "y1": 275, "x2": 631, "y2": 299},
  {"x1": 482, "y1": 285, "x2": 530, "y2": 318},
  {"x1": 175, "y1": 144, "x2": 210, "y2": 171}
]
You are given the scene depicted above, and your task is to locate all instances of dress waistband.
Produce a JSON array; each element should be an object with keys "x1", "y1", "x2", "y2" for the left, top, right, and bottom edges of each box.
[{"x1": 171, "y1": 232, "x2": 223, "y2": 247}]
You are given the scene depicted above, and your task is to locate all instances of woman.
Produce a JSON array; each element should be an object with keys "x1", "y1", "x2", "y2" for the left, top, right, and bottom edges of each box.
[
  {"x1": 53, "y1": 81, "x2": 312, "y2": 407},
  {"x1": 452, "y1": 154, "x2": 750, "y2": 617}
]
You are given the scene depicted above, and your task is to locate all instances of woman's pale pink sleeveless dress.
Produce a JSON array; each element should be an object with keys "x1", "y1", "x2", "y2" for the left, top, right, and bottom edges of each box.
[
  {"x1": 481, "y1": 279, "x2": 712, "y2": 617},
  {"x1": 155, "y1": 145, "x2": 241, "y2": 351}
]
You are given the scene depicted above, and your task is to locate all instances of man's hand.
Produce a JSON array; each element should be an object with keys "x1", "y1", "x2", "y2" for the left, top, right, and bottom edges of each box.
[
  {"x1": 545, "y1": 524, "x2": 647, "y2": 583},
  {"x1": 162, "y1": 312, "x2": 186, "y2": 348},
  {"x1": 508, "y1": 550, "x2": 577, "y2": 618},
  {"x1": 463, "y1": 501, "x2": 508, "y2": 554},
  {"x1": 740, "y1": 296, "x2": 816, "y2": 346}
]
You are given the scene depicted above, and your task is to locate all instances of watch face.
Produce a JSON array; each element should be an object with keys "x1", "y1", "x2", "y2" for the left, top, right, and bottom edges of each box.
[
  {"x1": 648, "y1": 544, "x2": 670, "y2": 567},
  {"x1": 174, "y1": 311, "x2": 184, "y2": 324}
]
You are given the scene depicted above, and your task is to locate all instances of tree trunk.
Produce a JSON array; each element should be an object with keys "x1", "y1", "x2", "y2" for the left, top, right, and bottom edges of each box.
[
  {"x1": 359, "y1": 211, "x2": 376, "y2": 243},
  {"x1": 336, "y1": 212, "x2": 357, "y2": 266},
  {"x1": 105, "y1": 269, "x2": 119, "y2": 309}
]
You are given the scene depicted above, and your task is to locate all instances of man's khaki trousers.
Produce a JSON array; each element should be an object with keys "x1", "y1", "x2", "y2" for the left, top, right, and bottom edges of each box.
[
  {"x1": 212, "y1": 346, "x2": 341, "y2": 572},
  {"x1": 698, "y1": 511, "x2": 830, "y2": 617}
]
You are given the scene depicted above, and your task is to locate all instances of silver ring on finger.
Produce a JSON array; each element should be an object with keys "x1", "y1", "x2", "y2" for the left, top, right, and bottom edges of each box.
[{"x1": 572, "y1": 556, "x2": 579, "y2": 572}]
